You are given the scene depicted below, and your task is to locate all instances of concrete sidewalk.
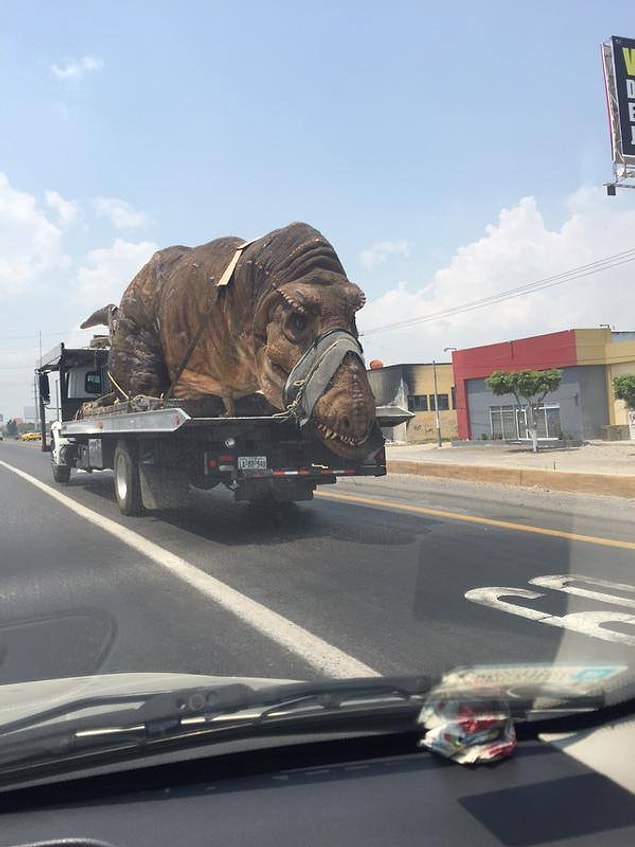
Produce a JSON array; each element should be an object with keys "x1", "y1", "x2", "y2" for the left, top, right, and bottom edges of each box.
[{"x1": 386, "y1": 440, "x2": 635, "y2": 499}]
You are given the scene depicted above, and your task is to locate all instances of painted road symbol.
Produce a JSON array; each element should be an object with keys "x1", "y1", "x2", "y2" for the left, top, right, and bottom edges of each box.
[{"x1": 465, "y1": 575, "x2": 635, "y2": 647}]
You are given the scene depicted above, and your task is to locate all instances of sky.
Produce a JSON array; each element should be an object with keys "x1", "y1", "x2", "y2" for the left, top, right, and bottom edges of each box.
[{"x1": 1, "y1": 1, "x2": 634, "y2": 420}]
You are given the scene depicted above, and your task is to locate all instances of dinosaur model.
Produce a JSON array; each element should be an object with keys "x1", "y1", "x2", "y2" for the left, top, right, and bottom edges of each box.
[{"x1": 81, "y1": 222, "x2": 378, "y2": 458}]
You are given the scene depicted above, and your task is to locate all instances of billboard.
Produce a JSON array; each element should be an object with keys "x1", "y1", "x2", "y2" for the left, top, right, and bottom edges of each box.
[{"x1": 601, "y1": 35, "x2": 635, "y2": 176}]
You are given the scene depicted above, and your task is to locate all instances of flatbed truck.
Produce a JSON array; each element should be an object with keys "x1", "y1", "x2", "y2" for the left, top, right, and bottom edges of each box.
[{"x1": 37, "y1": 341, "x2": 409, "y2": 516}]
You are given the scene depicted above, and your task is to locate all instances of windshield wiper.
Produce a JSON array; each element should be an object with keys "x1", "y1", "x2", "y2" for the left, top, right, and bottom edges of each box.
[
  {"x1": 0, "y1": 676, "x2": 434, "y2": 771},
  {"x1": 2, "y1": 670, "x2": 630, "y2": 780}
]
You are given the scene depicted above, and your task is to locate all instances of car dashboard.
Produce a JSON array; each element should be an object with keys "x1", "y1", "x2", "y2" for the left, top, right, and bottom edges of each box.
[{"x1": 1, "y1": 718, "x2": 634, "y2": 847}]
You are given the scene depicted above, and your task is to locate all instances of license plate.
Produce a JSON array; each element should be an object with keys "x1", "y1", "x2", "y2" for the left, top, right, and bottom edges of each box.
[{"x1": 238, "y1": 455, "x2": 267, "y2": 470}]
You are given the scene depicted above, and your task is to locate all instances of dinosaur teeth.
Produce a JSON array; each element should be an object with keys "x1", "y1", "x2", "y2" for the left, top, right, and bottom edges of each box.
[{"x1": 314, "y1": 421, "x2": 367, "y2": 447}]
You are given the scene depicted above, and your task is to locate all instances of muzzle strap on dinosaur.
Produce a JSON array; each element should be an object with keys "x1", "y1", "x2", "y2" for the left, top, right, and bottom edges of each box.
[{"x1": 283, "y1": 329, "x2": 364, "y2": 425}]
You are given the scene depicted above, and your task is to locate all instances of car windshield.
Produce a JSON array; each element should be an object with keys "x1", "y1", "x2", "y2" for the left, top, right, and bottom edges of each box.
[{"x1": 0, "y1": 1, "x2": 634, "y2": 780}]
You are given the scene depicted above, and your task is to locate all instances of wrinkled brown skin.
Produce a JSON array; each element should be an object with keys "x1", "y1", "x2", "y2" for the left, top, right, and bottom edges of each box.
[{"x1": 90, "y1": 223, "x2": 377, "y2": 458}]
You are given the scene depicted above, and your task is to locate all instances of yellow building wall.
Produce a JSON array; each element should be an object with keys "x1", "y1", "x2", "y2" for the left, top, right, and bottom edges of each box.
[
  {"x1": 605, "y1": 341, "x2": 635, "y2": 426},
  {"x1": 402, "y1": 363, "x2": 458, "y2": 443},
  {"x1": 407, "y1": 409, "x2": 458, "y2": 443},
  {"x1": 574, "y1": 328, "x2": 612, "y2": 366},
  {"x1": 401, "y1": 363, "x2": 453, "y2": 395},
  {"x1": 574, "y1": 329, "x2": 635, "y2": 427}
]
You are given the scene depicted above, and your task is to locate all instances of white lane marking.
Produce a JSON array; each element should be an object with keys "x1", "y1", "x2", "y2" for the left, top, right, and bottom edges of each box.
[
  {"x1": 529, "y1": 574, "x2": 635, "y2": 610},
  {"x1": 466, "y1": 581, "x2": 635, "y2": 647},
  {"x1": 465, "y1": 587, "x2": 546, "y2": 623},
  {"x1": 0, "y1": 460, "x2": 378, "y2": 679}
]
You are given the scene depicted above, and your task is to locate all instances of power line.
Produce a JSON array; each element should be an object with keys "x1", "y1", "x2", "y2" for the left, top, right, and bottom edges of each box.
[
  {"x1": 360, "y1": 247, "x2": 635, "y2": 337},
  {"x1": 0, "y1": 330, "x2": 75, "y2": 342}
]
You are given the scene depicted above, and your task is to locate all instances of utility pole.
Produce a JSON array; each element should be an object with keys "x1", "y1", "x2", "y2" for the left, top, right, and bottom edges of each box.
[
  {"x1": 432, "y1": 360, "x2": 442, "y2": 447},
  {"x1": 33, "y1": 373, "x2": 39, "y2": 430}
]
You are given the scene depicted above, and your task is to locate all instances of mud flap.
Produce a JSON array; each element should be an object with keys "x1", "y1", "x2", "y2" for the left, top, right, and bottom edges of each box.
[
  {"x1": 234, "y1": 478, "x2": 315, "y2": 503},
  {"x1": 139, "y1": 463, "x2": 191, "y2": 510}
]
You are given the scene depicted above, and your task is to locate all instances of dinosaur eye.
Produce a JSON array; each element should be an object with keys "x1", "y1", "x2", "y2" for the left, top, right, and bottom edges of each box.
[{"x1": 289, "y1": 312, "x2": 308, "y2": 333}]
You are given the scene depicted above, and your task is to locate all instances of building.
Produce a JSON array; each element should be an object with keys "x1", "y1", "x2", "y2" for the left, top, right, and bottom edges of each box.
[
  {"x1": 452, "y1": 328, "x2": 635, "y2": 442},
  {"x1": 367, "y1": 362, "x2": 458, "y2": 443}
]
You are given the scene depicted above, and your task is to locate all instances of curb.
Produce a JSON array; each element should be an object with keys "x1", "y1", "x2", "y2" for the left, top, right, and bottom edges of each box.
[{"x1": 387, "y1": 460, "x2": 635, "y2": 499}]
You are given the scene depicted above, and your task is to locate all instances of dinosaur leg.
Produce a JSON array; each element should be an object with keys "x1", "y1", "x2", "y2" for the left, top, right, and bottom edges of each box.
[{"x1": 109, "y1": 315, "x2": 169, "y2": 399}]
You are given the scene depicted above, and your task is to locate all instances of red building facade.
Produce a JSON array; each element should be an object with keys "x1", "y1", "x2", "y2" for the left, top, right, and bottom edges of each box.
[{"x1": 452, "y1": 330, "x2": 579, "y2": 440}]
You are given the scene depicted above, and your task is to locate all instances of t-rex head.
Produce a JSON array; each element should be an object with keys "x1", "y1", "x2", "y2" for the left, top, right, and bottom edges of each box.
[{"x1": 253, "y1": 272, "x2": 377, "y2": 459}]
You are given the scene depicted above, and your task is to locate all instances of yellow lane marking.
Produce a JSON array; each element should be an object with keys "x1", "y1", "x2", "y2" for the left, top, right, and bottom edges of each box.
[{"x1": 316, "y1": 490, "x2": 635, "y2": 552}]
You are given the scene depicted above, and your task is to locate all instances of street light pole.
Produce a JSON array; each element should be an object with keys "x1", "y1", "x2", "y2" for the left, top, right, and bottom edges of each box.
[{"x1": 432, "y1": 359, "x2": 442, "y2": 447}]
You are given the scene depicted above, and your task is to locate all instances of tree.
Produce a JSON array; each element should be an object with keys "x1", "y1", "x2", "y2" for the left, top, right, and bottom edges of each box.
[
  {"x1": 485, "y1": 369, "x2": 563, "y2": 453},
  {"x1": 613, "y1": 374, "x2": 635, "y2": 410},
  {"x1": 5, "y1": 419, "x2": 18, "y2": 437}
]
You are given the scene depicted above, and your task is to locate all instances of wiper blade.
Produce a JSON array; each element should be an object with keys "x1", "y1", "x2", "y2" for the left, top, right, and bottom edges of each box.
[
  {"x1": 1, "y1": 676, "x2": 434, "y2": 735},
  {"x1": 0, "y1": 676, "x2": 434, "y2": 769},
  {"x1": 0, "y1": 681, "x2": 258, "y2": 739}
]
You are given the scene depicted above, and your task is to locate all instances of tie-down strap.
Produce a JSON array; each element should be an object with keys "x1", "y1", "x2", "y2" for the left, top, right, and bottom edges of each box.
[
  {"x1": 216, "y1": 236, "x2": 262, "y2": 287},
  {"x1": 283, "y1": 329, "x2": 364, "y2": 424}
]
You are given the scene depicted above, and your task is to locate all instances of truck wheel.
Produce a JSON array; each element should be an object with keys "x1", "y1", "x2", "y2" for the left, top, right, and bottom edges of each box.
[
  {"x1": 114, "y1": 442, "x2": 144, "y2": 516},
  {"x1": 52, "y1": 464, "x2": 71, "y2": 484}
]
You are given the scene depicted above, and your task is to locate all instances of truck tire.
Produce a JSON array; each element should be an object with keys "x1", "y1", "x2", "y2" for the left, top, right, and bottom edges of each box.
[
  {"x1": 52, "y1": 463, "x2": 71, "y2": 484},
  {"x1": 114, "y1": 442, "x2": 144, "y2": 516}
]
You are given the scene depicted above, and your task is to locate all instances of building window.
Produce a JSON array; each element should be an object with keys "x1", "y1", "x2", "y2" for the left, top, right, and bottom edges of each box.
[
  {"x1": 407, "y1": 394, "x2": 428, "y2": 412},
  {"x1": 541, "y1": 405, "x2": 563, "y2": 439},
  {"x1": 429, "y1": 394, "x2": 449, "y2": 411},
  {"x1": 451, "y1": 386, "x2": 456, "y2": 409},
  {"x1": 489, "y1": 405, "x2": 520, "y2": 440},
  {"x1": 489, "y1": 404, "x2": 562, "y2": 440}
]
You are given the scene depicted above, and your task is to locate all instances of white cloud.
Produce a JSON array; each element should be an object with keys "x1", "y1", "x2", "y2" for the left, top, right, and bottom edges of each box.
[
  {"x1": 359, "y1": 188, "x2": 635, "y2": 364},
  {"x1": 0, "y1": 173, "x2": 71, "y2": 297},
  {"x1": 45, "y1": 190, "x2": 79, "y2": 229},
  {"x1": 360, "y1": 239, "x2": 410, "y2": 270},
  {"x1": 50, "y1": 56, "x2": 104, "y2": 82},
  {"x1": 93, "y1": 197, "x2": 149, "y2": 229},
  {"x1": 76, "y1": 238, "x2": 158, "y2": 309}
]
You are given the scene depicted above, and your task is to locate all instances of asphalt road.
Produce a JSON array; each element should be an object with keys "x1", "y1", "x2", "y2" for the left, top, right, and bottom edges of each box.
[{"x1": 1, "y1": 439, "x2": 634, "y2": 687}]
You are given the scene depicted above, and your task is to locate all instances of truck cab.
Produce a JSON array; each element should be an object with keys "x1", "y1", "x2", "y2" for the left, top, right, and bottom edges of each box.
[{"x1": 38, "y1": 341, "x2": 111, "y2": 435}]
